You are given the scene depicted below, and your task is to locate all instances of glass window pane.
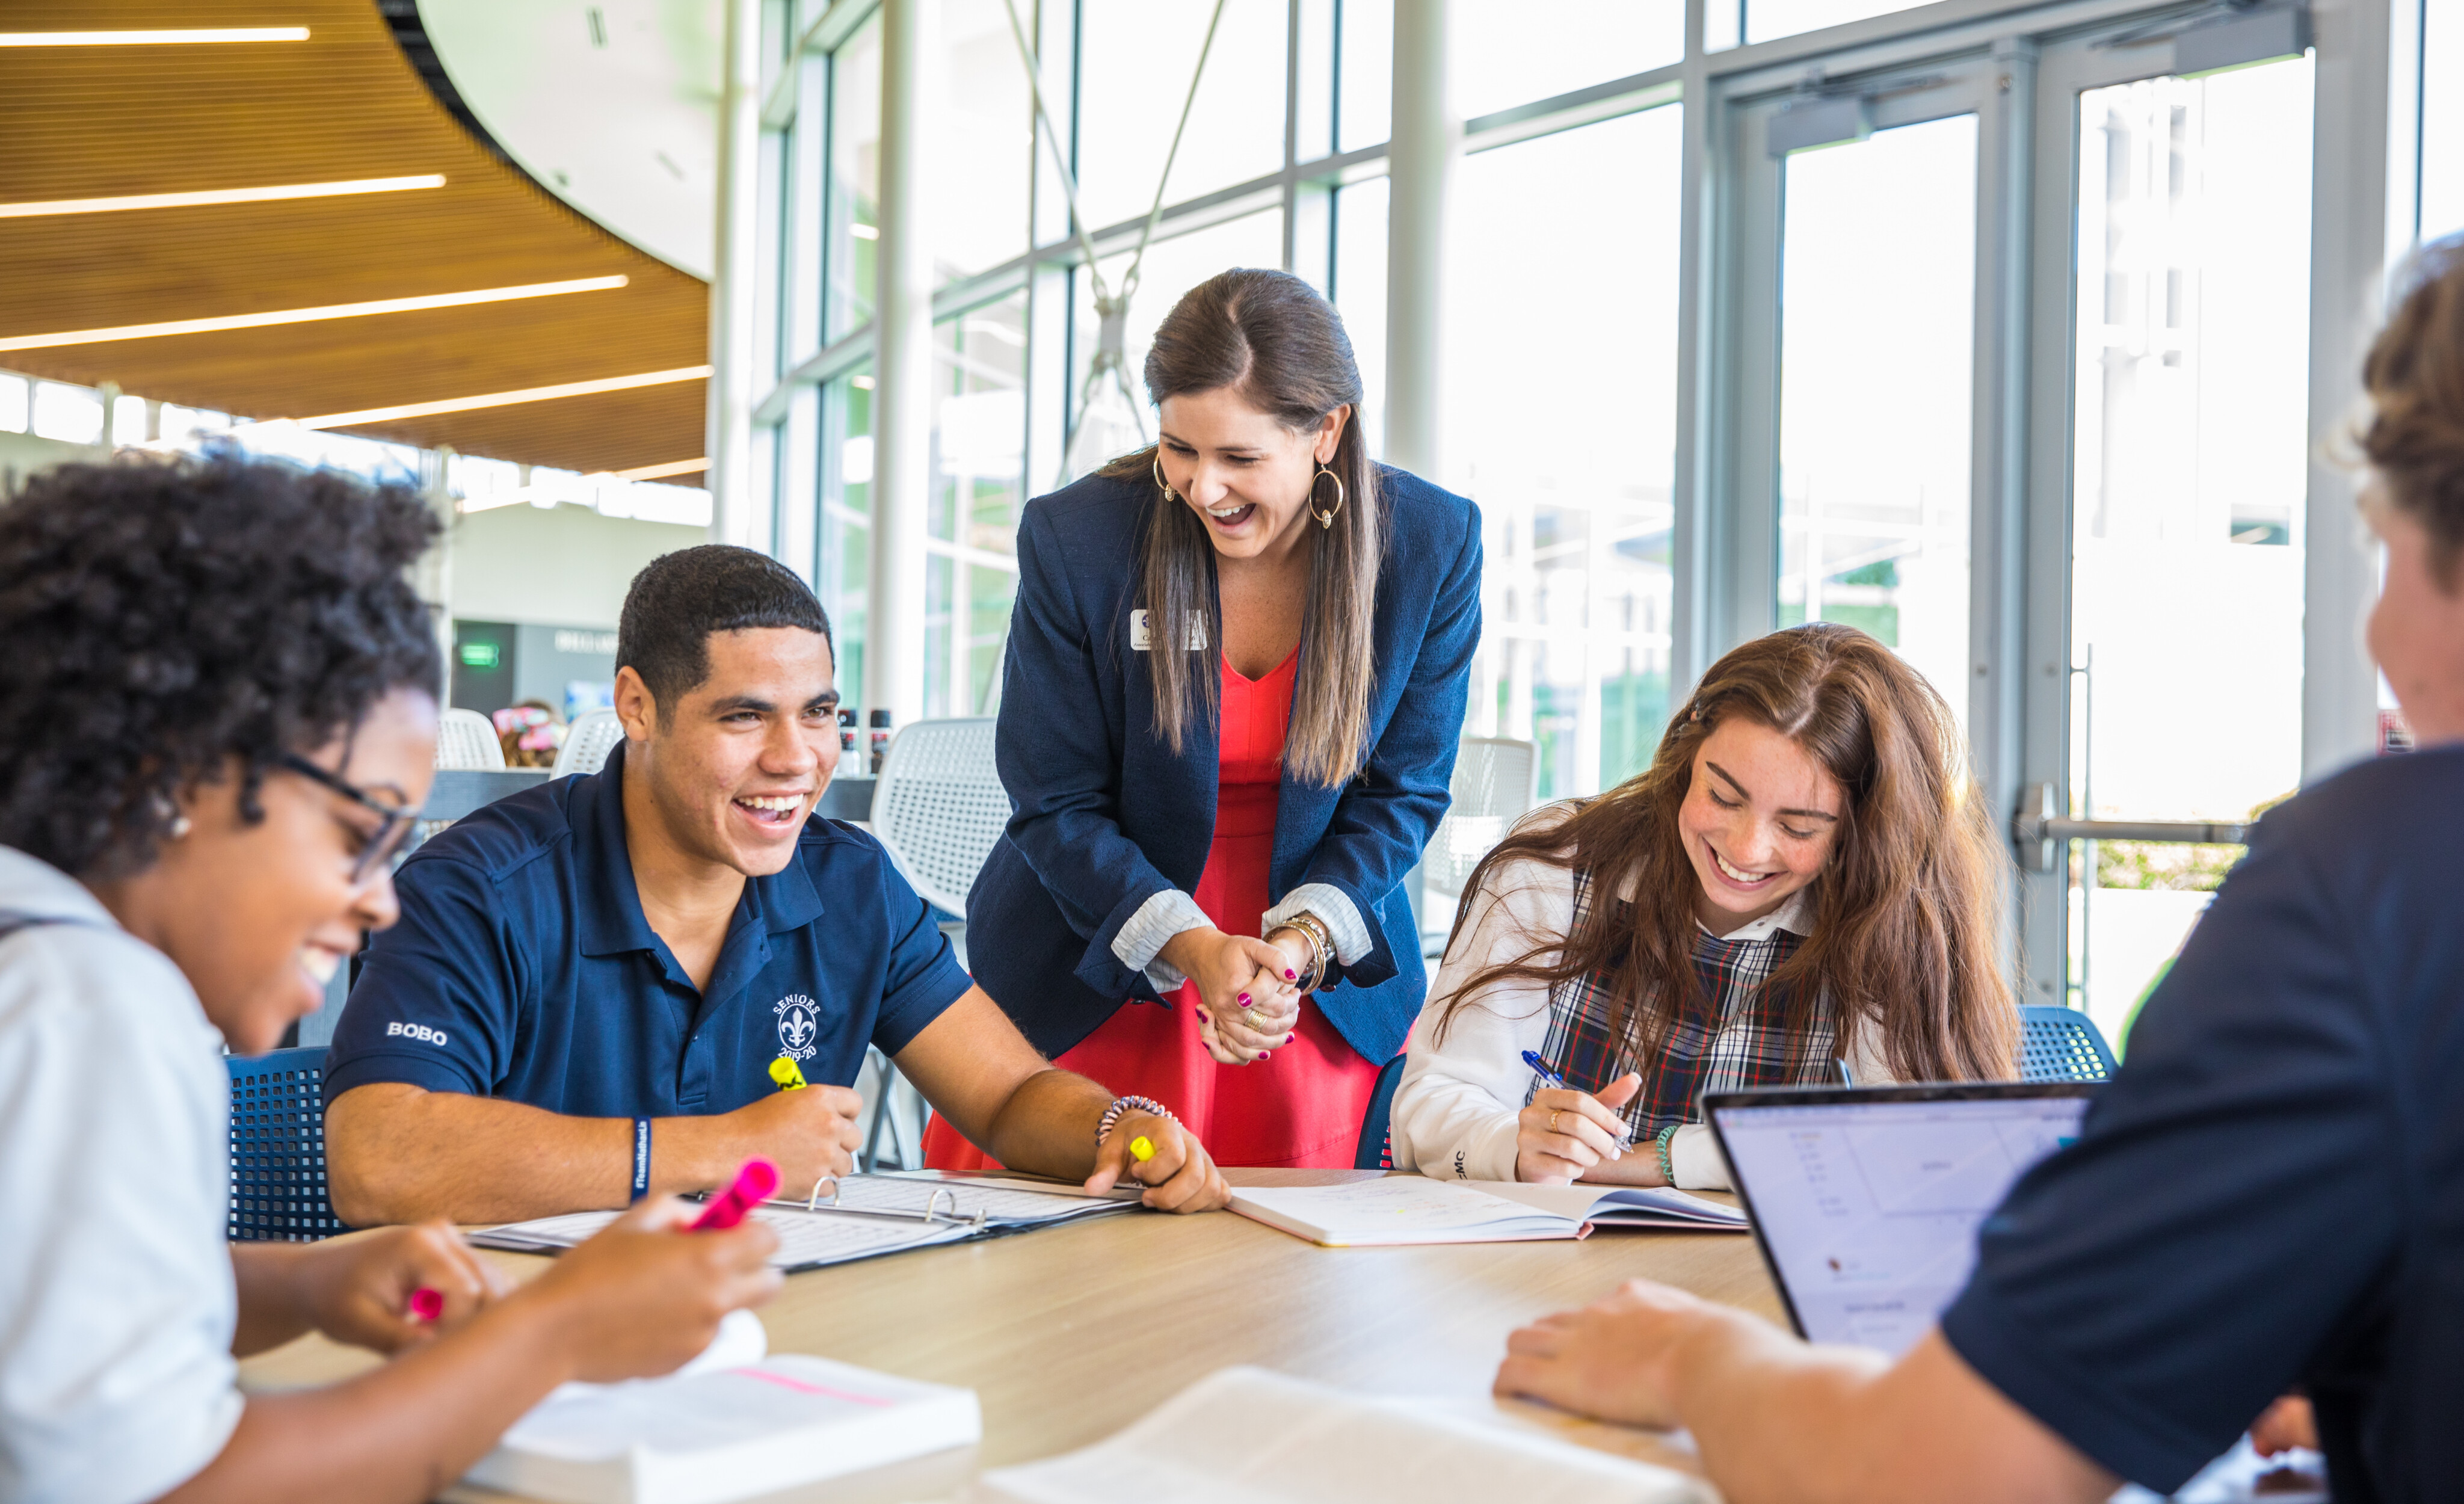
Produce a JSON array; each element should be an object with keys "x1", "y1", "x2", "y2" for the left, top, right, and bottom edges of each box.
[
  {"x1": 1332, "y1": 177, "x2": 1390, "y2": 460},
  {"x1": 932, "y1": 0, "x2": 1032, "y2": 283},
  {"x1": 931, "y1": 292, "x2": 1027, "y2": 715},
  {"x1": 0, "y1": 373, "x2": 28, "y2": 434},
  {"x1": 1338, "y1": 0, "x2": 1392, "y2": 152},
  {"x1": 2067, "y1": 60, "x2": 2314, "y2": 1047},
  {"x1": 2424, "y1": 0, "x2": 2464, "y2": 242},
  {"x1": 29, "y1": 383, "x2": 104, "y2": 446},
  {"x1": 826, "y1": 14, "x2": 882, "y2": 341},
  {"x1": 1074, "y1": 0, "x2": 1288, "y2": 232},
  {"x1": 819, "y1": 368, "x2": 875, "y2": 701},
  {"x1": 1452, "y1": 1, "x2": 1683, "y2": 120},
  {"x1": 1450, "y1": 106, "x2": 1684, "y2": 802},
  {"x1": 1774, "y1": 114, "x2": 1977, "y2": 735},
  {"x1": 1061, "y1": 209, "x2": 1287, "y2": 478},
  {"x1": 1747, "y1": 0, "x2": 1927, "y2": 46}
]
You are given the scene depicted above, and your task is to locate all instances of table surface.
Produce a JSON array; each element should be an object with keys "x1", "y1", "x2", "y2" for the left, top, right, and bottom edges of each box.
[{"x1": 238, "y1": 1170, "x2": 1778, "y2": 1491}]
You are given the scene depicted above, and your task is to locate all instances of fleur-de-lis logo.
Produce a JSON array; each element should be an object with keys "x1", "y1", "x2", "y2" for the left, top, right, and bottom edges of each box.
[{"x1": 774, "y1": 994, "x2": 820, "y2": 1062}]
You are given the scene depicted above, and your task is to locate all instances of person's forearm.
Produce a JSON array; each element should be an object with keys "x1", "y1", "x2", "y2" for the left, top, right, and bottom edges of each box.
[
  {"x1": 977, "y1": 1067, "x2": 1112, "y2": 1179},
  {"x1": 1666, "y1": 1308, "x2": 1896, "y2": 1504},
  {"x1": 163, "y1": 1291, "x2": 579, "y2": 1504},
  {"x1": 229, "y1": 1244, "x2": 316, "y2": 1357},
  {"x1": 327, "y1": 1086, "x2": 742, "y2": 1225}
]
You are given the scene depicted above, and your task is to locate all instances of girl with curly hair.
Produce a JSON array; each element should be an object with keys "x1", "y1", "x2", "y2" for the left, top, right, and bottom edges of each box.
[{"x1": 0, "y1": 453, "x2": 778, "y2": 1504}]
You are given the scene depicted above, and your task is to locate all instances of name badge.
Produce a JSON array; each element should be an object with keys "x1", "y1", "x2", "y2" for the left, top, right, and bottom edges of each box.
[{"x1": 1130, "y1": 609, "x2": 1207, "y2": 652}]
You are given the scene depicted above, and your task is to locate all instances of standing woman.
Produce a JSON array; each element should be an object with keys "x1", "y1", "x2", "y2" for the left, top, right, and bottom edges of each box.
[{"x1": 928, "y1": 268, "x2": 1480, "y2": 1170}]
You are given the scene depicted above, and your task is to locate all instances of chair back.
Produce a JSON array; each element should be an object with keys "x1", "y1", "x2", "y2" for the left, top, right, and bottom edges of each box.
[
  {"x1": 553, "y1": 707, "x2": 627, "y2": 778},
  {"x1": 1353, "y1": 1053, "x2": 1410, "y2": 1170},
  {"x1": 227, "y1": 1047, "x2": 343, "y2": 1241},
  {"x1": 2018, "y1": 1005, "x2": 2118, "y2": 1082},
  {"x1": 1424, "y1": 738, "x2": 1539, "y2": 901},
  {"x1": 869, "y1": 718, "x2": 1008, "y2": 916},
  {"x1": 435, "y1": 707, "x2": 508, "y2": 770}
]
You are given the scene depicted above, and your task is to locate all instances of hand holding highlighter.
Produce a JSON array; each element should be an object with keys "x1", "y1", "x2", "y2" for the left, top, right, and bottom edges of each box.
[{"x1": 690, "y1": 1157, "x2": 781, "y2": 1232}]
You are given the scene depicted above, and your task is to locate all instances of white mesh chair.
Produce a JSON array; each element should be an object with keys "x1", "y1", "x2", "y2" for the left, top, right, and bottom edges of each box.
[
  {"x1": 864, "y1": 720, "x2": 1008, "y2": 1163},
  {"x1": 553, "y1": 708, "x2": 627, "y2": 778},
  {"x1": 868, "y1": 718, "x2": 1010, "y2": 922},
  {"x1": 434, "y1": 707, "x2": 508, "y2": 770},
  {"x1": 1421, "y1": 737, "x2": 1540, "y2": 957}
]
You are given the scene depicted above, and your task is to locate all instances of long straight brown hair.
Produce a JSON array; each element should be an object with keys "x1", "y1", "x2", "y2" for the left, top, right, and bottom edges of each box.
[
  {"x1": 1437, "y1": 623, "x2": 2017, "y2": 1083},
  {"x1": 1098, "y1": 268, "x2": 1382, "y2": 787}
]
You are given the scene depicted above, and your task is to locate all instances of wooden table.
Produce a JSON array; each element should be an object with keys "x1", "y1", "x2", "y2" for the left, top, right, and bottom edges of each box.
[{"x1": 239, "y1": 1170, "x2": 1779, "y2": 1493}]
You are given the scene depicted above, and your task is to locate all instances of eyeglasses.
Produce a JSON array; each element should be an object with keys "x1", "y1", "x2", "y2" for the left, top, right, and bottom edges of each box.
[{"x1": 277, "y1": 752, "x2": 425, "y2": 886}]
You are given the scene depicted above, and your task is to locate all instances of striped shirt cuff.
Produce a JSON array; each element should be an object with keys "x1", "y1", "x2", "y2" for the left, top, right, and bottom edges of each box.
[
  {"x1": 1263, "y1": 884, "x2": 1372, "y2": 966},
  {"x1": 1111, "y1": 887, "x2": 1213, "y2": 993}
]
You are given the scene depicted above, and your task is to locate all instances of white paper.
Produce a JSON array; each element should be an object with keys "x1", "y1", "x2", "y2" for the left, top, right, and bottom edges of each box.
[
  {"x1": 823, "y1": 1173, "x2": 1131, "y2": 1224},
  {"x1": 471, "y1": 1204, "x2": 972, "y2": 1271},
  {"x1": 1473, "y1": 1182, "x2": 1749, "y2": 1227},
  {"x1": 967, "y1": 1367, "x2": 1711, "y2": 1504}
]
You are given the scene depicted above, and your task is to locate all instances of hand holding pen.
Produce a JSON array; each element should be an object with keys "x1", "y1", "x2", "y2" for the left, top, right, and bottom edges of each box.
[{"x1": 1514, "y1": 1051, "x2": 1645, "y2": 1186}]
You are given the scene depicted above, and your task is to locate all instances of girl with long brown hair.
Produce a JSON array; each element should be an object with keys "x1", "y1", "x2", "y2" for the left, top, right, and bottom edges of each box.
[
  {"x1": 932, "y1": 267, "x2": 1482, "y2": 1170},
  {"x1": 1391, "y1": 623, "x2": 2015, "y2": 1189}
]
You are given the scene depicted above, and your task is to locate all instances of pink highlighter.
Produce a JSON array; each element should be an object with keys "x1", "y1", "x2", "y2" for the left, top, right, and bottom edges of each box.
[{"x1": 689, "y1": 1157, "x2": 781, "y2": 1231}]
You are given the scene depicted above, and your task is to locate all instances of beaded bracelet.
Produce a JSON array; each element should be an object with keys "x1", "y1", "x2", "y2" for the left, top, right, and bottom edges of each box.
[
  {"x1": 1654, "y1": 1122, "x2": 1683, "y2": 1186},
  {"x1": 1097, "y1": 1094, "x2": 1177, "y2": 1146}
]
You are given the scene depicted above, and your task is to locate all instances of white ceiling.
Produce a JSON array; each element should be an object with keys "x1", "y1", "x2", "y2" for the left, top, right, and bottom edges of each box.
[{"x1": 417, "y1": 0, "x2": 721, "y2": 281}]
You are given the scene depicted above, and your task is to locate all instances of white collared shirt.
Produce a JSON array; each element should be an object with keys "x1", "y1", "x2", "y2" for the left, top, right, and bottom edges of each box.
[{"x1": 0, "y1": 845, "x2": 241, "y2": 1504}]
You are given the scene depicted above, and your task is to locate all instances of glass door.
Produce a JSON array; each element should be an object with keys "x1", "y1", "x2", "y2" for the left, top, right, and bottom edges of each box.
[
  {"x1": 1725, "y1": 63, "x2": 2000, "y2": 731},
  {"x1": 2034, "y1": 38, "x2": 2316, "y2": 1051}
]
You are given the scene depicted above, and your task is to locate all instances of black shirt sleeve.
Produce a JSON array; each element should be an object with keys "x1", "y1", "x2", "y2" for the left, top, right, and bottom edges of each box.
[{"x1": 1939, "y1": 811, "x2": 2400, "y2": 1491}]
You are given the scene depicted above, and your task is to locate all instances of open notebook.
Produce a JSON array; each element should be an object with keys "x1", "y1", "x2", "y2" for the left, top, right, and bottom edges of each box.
[
  {"x1": 1228, "y1": 1176, "x2": 1745, "y2": 1248},
  {"x1": 966, "y1": 1367, "x2": 1711, "y2": 1504},
  {"x1": 472, "y1": 1171, "x2": 1141, "y2": 1272}
]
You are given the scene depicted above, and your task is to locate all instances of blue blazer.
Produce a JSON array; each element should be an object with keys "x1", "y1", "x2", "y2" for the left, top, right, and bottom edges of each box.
[{"x1": 967, "y1": 465, "x2": 1483, "y2": 1066}]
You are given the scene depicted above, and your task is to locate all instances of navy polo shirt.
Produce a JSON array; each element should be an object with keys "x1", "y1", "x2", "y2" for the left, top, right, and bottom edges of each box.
[
  {"x1": 324, "y1": 741, "x2": 972, "y2": 1118},
  {"x1": 1939, "y1": 748, "x2": 2464, "y2": 1502}
]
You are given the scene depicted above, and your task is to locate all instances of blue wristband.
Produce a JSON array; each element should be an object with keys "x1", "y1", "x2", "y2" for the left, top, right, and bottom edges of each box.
[{"x1": 630, "y1": 1117, "x2": 652, "y2": 1203}]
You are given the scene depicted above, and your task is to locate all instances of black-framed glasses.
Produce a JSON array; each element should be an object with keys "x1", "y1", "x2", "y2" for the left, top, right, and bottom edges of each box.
[{"x1": 278, "y1": 752, "x2": 425, "y2": 886}]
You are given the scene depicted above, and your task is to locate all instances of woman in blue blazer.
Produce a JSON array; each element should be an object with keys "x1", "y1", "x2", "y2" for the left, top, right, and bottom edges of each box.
[{"x1": 925, "y1": 268, "x2": 1481, "y2": 1170}]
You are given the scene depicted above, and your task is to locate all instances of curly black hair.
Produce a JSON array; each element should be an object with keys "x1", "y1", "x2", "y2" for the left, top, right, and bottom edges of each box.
[{"x1": 0, "y1": 450, "x2": 443, "y2": 878}]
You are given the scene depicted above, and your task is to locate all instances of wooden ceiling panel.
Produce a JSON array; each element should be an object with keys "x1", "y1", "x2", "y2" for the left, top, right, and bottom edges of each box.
[{"x1": 0, "y1": 0, "x2": 709, "y2": 478}]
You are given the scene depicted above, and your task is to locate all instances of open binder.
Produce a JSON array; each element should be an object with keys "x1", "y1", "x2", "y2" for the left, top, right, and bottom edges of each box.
[{"x1": 472, "y1": 1171, "x2": 1142, "y2": 1272}]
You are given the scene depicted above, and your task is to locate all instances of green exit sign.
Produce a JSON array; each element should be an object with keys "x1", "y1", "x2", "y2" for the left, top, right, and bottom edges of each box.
[{"x1": 458, "y1": 641, "x2": 500, "y2": 670}]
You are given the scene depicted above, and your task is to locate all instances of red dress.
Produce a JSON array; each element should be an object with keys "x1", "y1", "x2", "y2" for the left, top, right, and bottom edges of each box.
[{"x1": 924, "y1": 646, "x2": 1381, "y2": 1169}]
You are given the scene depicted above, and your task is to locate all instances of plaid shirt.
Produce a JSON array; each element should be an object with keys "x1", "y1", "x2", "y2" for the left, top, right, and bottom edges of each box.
[{"x1": 1523, "y1": 871, "x2": 1830, "y2": 1136}]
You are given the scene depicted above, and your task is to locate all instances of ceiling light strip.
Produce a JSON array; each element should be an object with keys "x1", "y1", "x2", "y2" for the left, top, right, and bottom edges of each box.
[
  {"x1": 611, "y1": 457, "x2": 710, "y2": 481},
  {"x1": 0, "y1": 276, "x2": 630, "y2": 353},
  {"x1": 291, "y1": 366, "x2": 713, "y2": 430},
  {"x1": 0, "y1": 175, "x2": 447, "y2": 220},
  {"x1": 0, "y1": 28, "x2": 311, "y2": 45}
]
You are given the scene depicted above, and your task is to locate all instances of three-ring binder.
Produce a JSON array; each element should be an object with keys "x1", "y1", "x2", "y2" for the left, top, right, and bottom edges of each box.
[{"x1": 765, "y1": 1176, "x2": 992, "y2": 1231}]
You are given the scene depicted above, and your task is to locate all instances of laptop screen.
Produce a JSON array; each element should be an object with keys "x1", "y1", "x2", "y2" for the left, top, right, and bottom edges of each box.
[{"x1": 1708, "y1": 1086, "x2": 2095, "y2": 1357}]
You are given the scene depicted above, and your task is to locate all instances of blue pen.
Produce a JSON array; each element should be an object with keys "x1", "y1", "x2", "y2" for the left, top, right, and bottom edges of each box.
[
  {"x1": 1521, "y1": 1051, "x2": 1634, "y2": 1153},
  {"x1": 1521, "y1": 1049, "x2": 1566, "y2": 1085}
]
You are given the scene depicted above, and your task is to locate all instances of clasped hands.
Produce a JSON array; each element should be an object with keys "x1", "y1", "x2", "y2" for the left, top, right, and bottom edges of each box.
[{"x1": 1160, "y1": 925, "x2": 1314, "y2": 1065}]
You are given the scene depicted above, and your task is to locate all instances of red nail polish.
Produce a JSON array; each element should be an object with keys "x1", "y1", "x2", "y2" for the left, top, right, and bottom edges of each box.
[
  {"x1": 1287, "y1": 1034, "x2": 1296, "y2": 1044},
  {"x1": 1258, "y1": 1051, "x2": 1271, "y2": 1060},
  {"x1": 1285, "y1": 969, "x2": 1296, "y2": 980},
  {"x1": 1239, "y1": 993, "x2": 1252, "y2": 1007}
]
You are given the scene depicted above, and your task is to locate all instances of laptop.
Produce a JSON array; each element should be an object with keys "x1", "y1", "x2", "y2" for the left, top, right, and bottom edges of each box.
[{"x1": 1705, "y1": 1082, "x2": 2099, "y2": 1358}]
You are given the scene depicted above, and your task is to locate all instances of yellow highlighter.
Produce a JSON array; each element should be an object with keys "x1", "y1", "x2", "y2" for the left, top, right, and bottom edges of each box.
[
  {"x1": 769, "y1": 1056, "x2": 807, "y2": 1091},
  {"x1": 1130, "y1": 1135, "x2": 1155, "y2": 1163}
]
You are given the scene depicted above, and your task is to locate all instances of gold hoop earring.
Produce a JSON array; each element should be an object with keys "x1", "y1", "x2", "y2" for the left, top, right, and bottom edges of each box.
[
  {"x1": 1152, "y1": 453, "x2": 1178, "y2": 504},
  {"x1": 1310, "y1": 464, "x2": 1345, "y2": 529}
]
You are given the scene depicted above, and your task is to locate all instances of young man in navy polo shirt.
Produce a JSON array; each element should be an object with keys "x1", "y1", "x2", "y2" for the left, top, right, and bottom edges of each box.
[
  {"x1": 324, "y1": 546, "x2": 1226, "y2": 1224},
  {"x1": 1489, "y1": 250, "x2": 2464, "y2": 1502}
]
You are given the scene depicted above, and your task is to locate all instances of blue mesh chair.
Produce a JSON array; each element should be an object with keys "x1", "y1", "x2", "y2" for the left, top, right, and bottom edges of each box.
[
  {"x1": 1354, "y1": 1053, "x2": 1409, "y2": 1170},
  {"x1": 227, "y1": 1046, "x2": 345, "y2": 1241},
  {"x1": 2018, "y1": 1005, "x2": 2118, "y2": 1082}
]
